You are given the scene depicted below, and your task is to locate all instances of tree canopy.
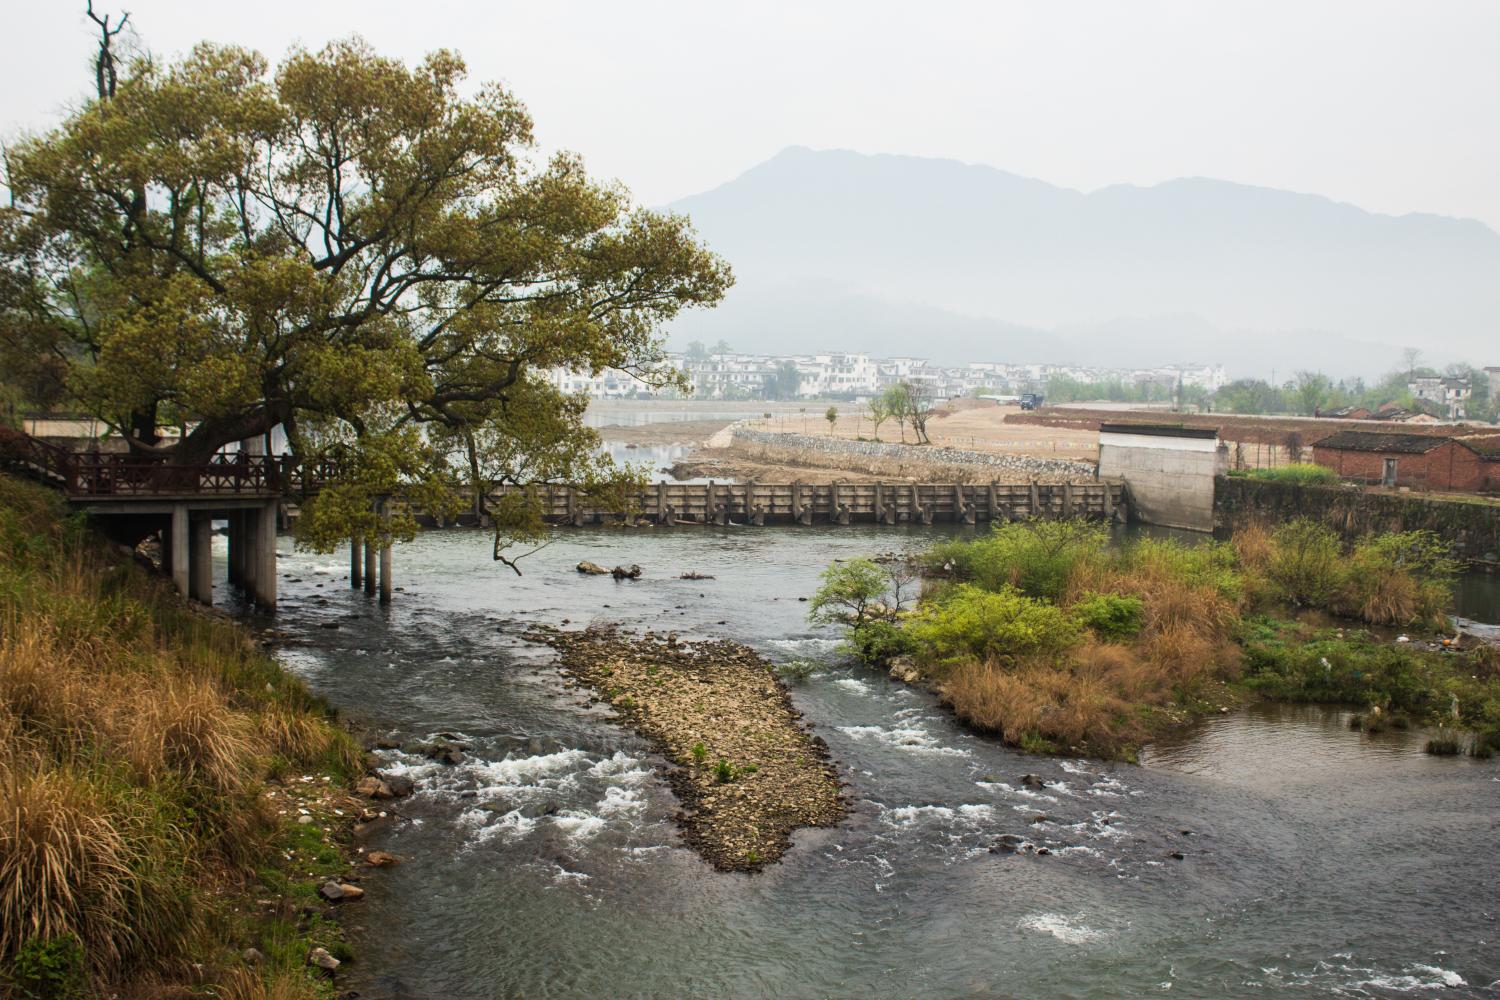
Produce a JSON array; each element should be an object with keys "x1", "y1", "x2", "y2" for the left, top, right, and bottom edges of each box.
[{"x1": 0, "y1": 27, "x2": 731, "y2": 558}]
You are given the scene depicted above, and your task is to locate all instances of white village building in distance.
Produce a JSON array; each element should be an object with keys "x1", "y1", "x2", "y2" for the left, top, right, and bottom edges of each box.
[{"x1": 543, "y1": 352, "x2": 1228, "y2": 401}]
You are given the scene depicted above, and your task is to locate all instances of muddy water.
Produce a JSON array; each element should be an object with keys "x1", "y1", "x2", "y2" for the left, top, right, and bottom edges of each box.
[{"x1": 257, "y1": 526, "x2": 1498, "y2": 999}]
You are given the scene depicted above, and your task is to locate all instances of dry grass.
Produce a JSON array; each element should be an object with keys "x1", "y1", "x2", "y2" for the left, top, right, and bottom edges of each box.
[
  {"x1": 0, "y1": 474, "x2": 359, "y2": 990},
  {"x1": 211, "y1": 967, "x2": 323, "y2": 1000},
  {"x1": 941, "y1": 643, "x2": 1154, "y2": 755}
]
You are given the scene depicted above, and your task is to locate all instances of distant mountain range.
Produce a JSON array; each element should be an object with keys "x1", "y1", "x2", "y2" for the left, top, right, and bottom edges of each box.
[{"x1": 664, "y1": 147, "x2": 1500, "y2": 378}]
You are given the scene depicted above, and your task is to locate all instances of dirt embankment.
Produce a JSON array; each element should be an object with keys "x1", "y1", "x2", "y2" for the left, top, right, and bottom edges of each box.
[
  {"x1": 670, "y1": 438, "x2": 1089, "y2": 485},
  {"x1": 596, "y1": 418, "x2": 735, "y2": 446},
  {"x1": 530, "y1": 626, "x2": 845, "y2": 871}
]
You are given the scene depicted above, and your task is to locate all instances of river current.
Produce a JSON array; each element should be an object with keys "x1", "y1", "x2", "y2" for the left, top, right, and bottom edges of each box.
[{"x1": 244, "y1": 517, "x2": 1500, "y2": 1000}]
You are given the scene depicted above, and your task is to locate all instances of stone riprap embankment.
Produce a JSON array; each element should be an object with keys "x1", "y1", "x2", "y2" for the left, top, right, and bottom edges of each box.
[{"x1": 731, "y1": 427, "x2": 1097, "y2": 480}]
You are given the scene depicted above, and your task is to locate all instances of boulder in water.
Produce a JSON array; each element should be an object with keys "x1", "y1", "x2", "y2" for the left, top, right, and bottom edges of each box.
[
  {"x1": 1019, "y1": 774, "x2": 1047, "y2": 790},
  {"x1": 577, "y1": 561, "x2": 609, "y2": 575},
  {"x1": 611, "y1": 564, "x2": 643, "y2": 580}
]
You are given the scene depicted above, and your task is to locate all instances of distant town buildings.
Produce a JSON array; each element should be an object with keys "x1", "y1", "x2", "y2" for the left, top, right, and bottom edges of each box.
[
  {"x1": 542, "y1": 353, "x2": 1228, "y2": 401},
  {"x1": 1407, "y1": 376, "x2": 1472, "y2": 420}
]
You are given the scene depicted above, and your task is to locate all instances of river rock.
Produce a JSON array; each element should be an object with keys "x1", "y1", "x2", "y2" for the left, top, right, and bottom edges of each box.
[
  {"x1": 355, "y1": 776, "x2": 394, "y2": 799},
  {"x1": 611, "y1": 564, "x2": 643, "y2": 580},
  {"x1": 307, "y1": 947, "x2": 340, "y2": 972},
  {"x1": 577, "y1": 561, "x2": 609, "y2": 575},
  {"x1": 365, "y1": 851, "x2": 400, "y2": 867},
  {"x1": 1019, "y1": 773, "x2": 1047, "y2": 790},
  {"x1": 318, "y1": 881, "x2": 365, "y2": 902},
  {"x1": 242, "y1": 948, "x2": 265, "y2": 965},
  {"x1": 990, "y1": 833, "x2": 1026, "y2": 854},
  {"x1": 887, "y1": 656, "x2": 921, "y2": 684},
  {"x1": 379, "y1": 773, "x2": 415, "y2": 797}
]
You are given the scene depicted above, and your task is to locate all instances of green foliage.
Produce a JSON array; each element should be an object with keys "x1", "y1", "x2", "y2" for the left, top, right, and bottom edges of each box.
[
  {"x1": 1071, "y1": 593, "x2": 1145, "y2": 639},
  {"x1": 844, "y1": 620, "x2": 913, "y2": 665},
  {"x1": 1246, "y1": 464, "x2": 1340, "y2": 486},
  {"x1": 689, "y1": 742, "x2": 708, "y2": 764},
  {"x1": 906, "y1": 584, "x2": 1080, "y2": 664},
  {"x1": 808, "y1": 557, "x2": 910, "y2": 627},
  {"x1": 713, "y1": 759, "x2": 734, "y2": 784},
  {"x1": 927, "y1": 519, "x2": 1108, "y2": 601},
  {"x1": 1266, "y1": 519, "x2": 1344, "y2": 606},
  {"x1": 4, "y1": 936, "x2": 88, "y2": 1000},
  {"x1": 772, "y1": 659, "x2": 817, "y2": 682},
  {"x1": 0, "y1": 30, "x2": 730, "y2": 554}
]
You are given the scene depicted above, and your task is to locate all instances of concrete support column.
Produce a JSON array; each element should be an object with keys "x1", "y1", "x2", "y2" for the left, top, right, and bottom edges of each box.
[
  {"x1": 242, "y1": 510, "x2": 258, "y2": 595},
  {"x1": 189, "y1": 514, "x2": 213, "y2": 605},
  {"x1": 363, "y1": 527, "x2": 377, "y2": 597},
  {"x1": 253, "y1": 499, "x2": 277, "y2": 610},
  {"x1": 350, "y1": 533, "x2": 363, "y2": 589},
  {"x1": 169, "y1": 503, "x2": 190, "y2": 597},
  {"x1": 378, "y1": 500, "x2": 392, "y2": 605}
]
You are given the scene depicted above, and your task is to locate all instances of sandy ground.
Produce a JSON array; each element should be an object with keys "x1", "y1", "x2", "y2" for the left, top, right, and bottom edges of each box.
[{"x1": 747, "y1": 400, "x2": 1100, "y2": 460}]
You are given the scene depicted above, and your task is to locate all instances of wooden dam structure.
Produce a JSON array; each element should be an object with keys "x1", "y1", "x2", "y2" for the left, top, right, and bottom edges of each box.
[{"x1": 468, "y1": 480, "x2": 1127, "y2": 527}]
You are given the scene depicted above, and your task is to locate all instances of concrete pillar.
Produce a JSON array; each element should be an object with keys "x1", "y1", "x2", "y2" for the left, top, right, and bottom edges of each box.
[
  {"x1": 169, "y1": 503, "x2": 190, "y2": 597},
  {"x1": 189, "y1": 513, "x2": 213, "y2": 605},
  {"x1": 364, "y1": 530, "x2": 377, "y2": 597},
  {"x1": 242, "y1": 509, "x2": 258, "y2": 595},
  {"x1": 254, "y1": 499, "x2": 277, "y2": 610},
  {"x1": 350, "y1": 533, "x2": 363, "y2": 589},
  {"x1": 378, "y1": 532, "x2": 392, "y2": 605}
]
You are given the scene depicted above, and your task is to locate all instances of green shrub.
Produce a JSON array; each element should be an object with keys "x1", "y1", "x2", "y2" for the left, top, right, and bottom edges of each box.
[
  {"x1": 772, "y1": 659, "x2": 817, "y2": 682},
  {"x1": 1266, "y1": 519, "x2": 1343, "y2": 607},
  {"x1": 1248, "y1": 463, "x2": 1340, "y2": 486},
  {"x1": 713, "y1": 759, "x2": 734, "y2": 784},
  {"x1": 906, "y1": 584, "x2": 1080, "y2": 664},
  {"x1": 845, "y1": 620, "x2": 913, "y2": 665},
  {"x1": 690, "y1": 742, "x2": 708, "y2": 764},
  {"x1": 1071, "y1": 593, "x2": 1145, "y2": 639},
  {"x1": 926, "y1": 520, "x2": 1108, "y2": 601},
  {"x1": 4, "y1": 935, "x2": 88, "y2": 1000}
]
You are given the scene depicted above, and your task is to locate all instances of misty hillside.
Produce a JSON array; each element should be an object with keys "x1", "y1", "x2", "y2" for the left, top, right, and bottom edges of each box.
[{"x1": 664, "y1": 147, "x2": 1500, "y2": 375}]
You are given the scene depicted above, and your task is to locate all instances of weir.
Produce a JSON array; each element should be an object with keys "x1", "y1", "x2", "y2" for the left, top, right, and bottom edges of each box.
[{"x1": 447, "y1": 480, "x2": 1128, "y2": 527}]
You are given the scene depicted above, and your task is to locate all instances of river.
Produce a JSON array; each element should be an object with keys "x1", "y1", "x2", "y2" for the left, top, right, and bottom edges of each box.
[{"x1": 250, "y1": 513, "x2": 1499, "y2": 1000}]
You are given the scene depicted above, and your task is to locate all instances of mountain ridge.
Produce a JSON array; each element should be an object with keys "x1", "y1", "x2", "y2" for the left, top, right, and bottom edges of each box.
[{"x1": 663, "y1": 147, "x2": 1500, "y2": 376}]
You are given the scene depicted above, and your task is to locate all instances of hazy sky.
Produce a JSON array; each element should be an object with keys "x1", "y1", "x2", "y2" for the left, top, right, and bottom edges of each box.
[{"x1": 4, "y1": 1, "x2": 1497, "y2": 230}]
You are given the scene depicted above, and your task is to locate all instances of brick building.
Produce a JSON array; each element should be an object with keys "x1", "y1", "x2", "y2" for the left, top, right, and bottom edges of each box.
[{"x1": 1312, "y1": 431, "x2": 1500, "y2": 492}]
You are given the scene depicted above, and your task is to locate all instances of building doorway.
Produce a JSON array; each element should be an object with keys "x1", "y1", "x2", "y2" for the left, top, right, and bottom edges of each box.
[{"x1": 1382, "y1": 458, "x2": 1398, "y2": 487}]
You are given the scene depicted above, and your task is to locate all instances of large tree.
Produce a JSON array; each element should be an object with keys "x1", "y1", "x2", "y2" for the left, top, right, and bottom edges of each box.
[{"x1": 0, "y1": 22, "x2": 731, "y2": 558}]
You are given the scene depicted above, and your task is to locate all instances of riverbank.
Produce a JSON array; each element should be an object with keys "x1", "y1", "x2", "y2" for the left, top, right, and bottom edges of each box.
[
  {"x1": 532, "y1": 625, "x2": 845, "y2": 871},
  {"x1": 0, "y1": 474, "x2": 369, "y2": 999}
]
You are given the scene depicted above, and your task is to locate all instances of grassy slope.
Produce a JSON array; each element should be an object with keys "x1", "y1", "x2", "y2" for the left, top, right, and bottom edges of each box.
[{"x1": 0, "y1": 474, "x2": 365, "y2": 999}]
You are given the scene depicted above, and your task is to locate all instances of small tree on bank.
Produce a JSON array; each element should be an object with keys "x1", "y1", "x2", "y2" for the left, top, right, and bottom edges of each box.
[{"x1": 825, "y1": 405, "x2": 838, "y2": 435}]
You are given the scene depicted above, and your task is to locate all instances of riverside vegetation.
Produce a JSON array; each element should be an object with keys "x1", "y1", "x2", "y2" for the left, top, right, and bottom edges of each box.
[
  {"x1": 812, "y1": 519, "x2": 1500, "y2": 760},
  {"x1": 0, "y1": 475, "x2": 367, "y2": 999}
]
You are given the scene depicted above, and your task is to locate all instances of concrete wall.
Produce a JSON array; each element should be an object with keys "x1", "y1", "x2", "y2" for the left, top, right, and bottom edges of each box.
[
  {"x1": 1214, "y1": 476, "x2": 1500, "y2": 568},
  {"x1": 1099, "y1": 430, "x2": 1222, "y2": 531}
]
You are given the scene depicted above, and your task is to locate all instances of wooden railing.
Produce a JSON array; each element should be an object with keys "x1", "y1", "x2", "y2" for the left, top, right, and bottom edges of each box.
[{"x1": 3, "y1": 432, "x2": 290, "y2": 498}]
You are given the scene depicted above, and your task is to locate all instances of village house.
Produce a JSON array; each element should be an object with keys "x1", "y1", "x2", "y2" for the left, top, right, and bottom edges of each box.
[
  {"x1": 1407, "y1": 375, "x2": 1471, "y2": 420},
  {"x1": 1311, "y1": 430, "x2": 1500, "y2": 492}
]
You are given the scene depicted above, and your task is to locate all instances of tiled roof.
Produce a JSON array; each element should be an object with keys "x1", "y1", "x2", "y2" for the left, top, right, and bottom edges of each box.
[{"x1": 1313, "y1": 431, "x2": 1453, "y2": 454}]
